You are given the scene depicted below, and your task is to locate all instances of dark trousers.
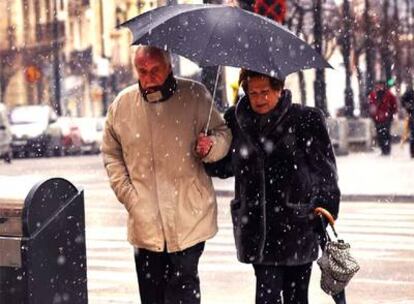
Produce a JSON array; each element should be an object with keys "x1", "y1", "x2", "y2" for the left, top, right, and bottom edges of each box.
[
  {"x1": 409, "y1": 116, "x2": 414, "y2": 158},
  {"x1": 134, "y1": 242, "x2": 205, "y2": 304},
  {"x1": 375, "y1": 120, "x2": 392, "y2": 155},
  {"x1": 253, "y1": 263, "x2": 312, "y2": 304}
]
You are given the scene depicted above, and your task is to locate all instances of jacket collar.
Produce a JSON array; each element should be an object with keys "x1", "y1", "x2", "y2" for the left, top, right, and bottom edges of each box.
[
  {"x1": 138, "y1": 73, "x2": 177, "y2": 103},
  {"x1": 235, "y1": 89, "x2": 292, "y2": 140}
]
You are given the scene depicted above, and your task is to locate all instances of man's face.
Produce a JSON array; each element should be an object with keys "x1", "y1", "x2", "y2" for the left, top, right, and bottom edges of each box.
[
  {"x1": 247, "y1": 77, "x2": 281, "y2": 114},
  {"x1": 135, "y1": 51, "x2": 171, "y2": 90}
]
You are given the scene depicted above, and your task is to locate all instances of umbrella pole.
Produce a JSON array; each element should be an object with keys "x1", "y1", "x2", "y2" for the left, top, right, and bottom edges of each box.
[{"x1": 204, "y1": 65, "x2": 222, "y2": 135}]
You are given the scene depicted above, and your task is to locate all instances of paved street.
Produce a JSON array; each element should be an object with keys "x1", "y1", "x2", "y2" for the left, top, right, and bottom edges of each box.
[{"x1": 1, "y1": 155, "x2": 414, "y2": 303}]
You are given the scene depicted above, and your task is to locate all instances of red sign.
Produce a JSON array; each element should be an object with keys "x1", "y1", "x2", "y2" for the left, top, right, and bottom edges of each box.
[
  {"x1": 25, "y1": 65, "x2": 42, "y2": 83},
  {"x1": 254, "y1": 0, "x2": 287, "y2": 24}
]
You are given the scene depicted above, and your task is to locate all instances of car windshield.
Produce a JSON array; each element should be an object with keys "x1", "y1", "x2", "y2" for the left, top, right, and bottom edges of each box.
[{"x1": 10, "y1": 107, "x2": 49, "y2": 124}]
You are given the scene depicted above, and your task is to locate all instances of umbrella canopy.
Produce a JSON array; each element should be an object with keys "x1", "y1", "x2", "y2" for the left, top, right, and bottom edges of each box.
[{"x1": 120, "y1": 3, "x2": 331, "y2": 79}]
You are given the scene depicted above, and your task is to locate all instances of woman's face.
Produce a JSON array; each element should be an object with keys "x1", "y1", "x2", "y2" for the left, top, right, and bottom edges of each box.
[{"x1": 247, "y1": 77, "x2": 282, "y2": 114}]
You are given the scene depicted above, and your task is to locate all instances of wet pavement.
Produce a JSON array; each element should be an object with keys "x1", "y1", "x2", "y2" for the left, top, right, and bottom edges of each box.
[{"x1": 1, "y1": 154, "x2": 414, "y2": 303}]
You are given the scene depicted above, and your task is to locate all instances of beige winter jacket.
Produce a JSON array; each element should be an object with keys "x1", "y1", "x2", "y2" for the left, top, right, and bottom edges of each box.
[{"x1": 102, "y1": 77, "x2": 231, "y2": 252}]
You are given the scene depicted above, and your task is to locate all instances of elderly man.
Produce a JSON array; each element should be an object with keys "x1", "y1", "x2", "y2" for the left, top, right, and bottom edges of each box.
[{"x1": 102, "y1": 46, "x2": 231, "y2": 304}]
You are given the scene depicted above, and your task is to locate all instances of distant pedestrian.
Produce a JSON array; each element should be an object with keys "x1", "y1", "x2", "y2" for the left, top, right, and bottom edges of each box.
[
  {"x1": 368, "y1": 81, "x2": 397, "y2": 155},
  {"x1": 401, "y1": 85, "x2": 414, "y2": 158}
]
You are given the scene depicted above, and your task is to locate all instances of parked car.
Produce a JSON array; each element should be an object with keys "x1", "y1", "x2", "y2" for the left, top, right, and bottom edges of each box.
[
  {"x1": 9, "y1": 105, "x2": 63, "y2": 157},
  {"x1": 74, "y1": 117, "x2": 105, "y2": 154},
  {"x1": 56, "y1": 117, "x2": 82, "y2": 155},
  {"x1": 0, "y1": 103, "x2": 12, "y2": 163}
]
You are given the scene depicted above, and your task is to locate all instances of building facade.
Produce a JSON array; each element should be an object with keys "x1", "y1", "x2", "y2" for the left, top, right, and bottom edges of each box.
[{"x1": 0, "y1": 0, "x2": 161, "y2": 117}]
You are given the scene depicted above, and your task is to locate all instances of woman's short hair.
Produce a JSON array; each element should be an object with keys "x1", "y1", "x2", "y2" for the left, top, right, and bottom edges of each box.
[{"x1": 239, "y1": 69, "x2": 285, "y2": 93}]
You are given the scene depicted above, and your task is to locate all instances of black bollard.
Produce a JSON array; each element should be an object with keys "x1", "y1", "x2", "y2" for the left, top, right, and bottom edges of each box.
[{"x1": 0, "y1": 178, "x2": 88, "y2": 303}]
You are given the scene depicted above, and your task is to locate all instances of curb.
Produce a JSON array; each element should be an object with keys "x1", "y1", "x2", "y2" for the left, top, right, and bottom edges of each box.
[{"x1": 215, "y1": 190, "x2": 414, "y2": 203}]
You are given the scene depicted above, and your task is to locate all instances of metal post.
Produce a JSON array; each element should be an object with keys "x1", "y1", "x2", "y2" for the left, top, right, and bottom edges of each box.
[
  {"x1": 343, "y1": 0, "x2": 354, "y2": 117},
  {"x1": 100, "y1": 76, "x2": 108, "y2": 115},
  {"x1": 380, "y1": 0, "x2": 393, "y2": 82},
  {"x1": 363, "y1": 0, "x2": 376, "y2": 117},
  {"x1": 0, "y1": 55, "x2": 3, "y2": 104},
  {"x1": 99, "y1": 0, "x2": 105, "y2": 58},
  {"x1": 313, "y1": 0, "x2": 328, "y2": 115},
  {"x1": 99, "y1": 0, "x2": 108, "y2": 115},
  {"x1": 53, "y1": 0, "x2": 62, "y2": 115},
  {"x1": 295, "y1": 8, "x2": 307, "y2": 106},
  {"x1": 406, "y1": 0, "x2": 413, "y2": 85},
  {"x1": 392, "y1": 0, "x2": 401, "y2": 95}
]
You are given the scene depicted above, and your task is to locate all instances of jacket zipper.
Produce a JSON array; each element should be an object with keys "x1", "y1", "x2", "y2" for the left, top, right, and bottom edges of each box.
[{"x1": 143, "y1": 96, "x2": 165, "y2": 252}]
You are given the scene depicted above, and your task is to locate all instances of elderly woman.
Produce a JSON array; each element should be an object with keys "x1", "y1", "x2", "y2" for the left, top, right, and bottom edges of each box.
[{"x1": 206, "y1": 69, "x2": 340, "y2": 304}]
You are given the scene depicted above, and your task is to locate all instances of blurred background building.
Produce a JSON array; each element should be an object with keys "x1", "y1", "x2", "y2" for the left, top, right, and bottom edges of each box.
[
  {"x1": 0, "y1": 0, "x2": 413, "y2": 119},
  {"x1": 0, "y1": 0, "x2": 165, "y2": 117}
]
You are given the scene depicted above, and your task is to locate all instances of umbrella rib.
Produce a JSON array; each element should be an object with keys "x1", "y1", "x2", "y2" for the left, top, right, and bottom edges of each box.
[
  {"x1": 229, "y1": 10, "x2": 266, "y2": 69},
  {"x1": 126, "y1": 5, "x2": 329, "y2": 76},
  {"x1": 128, "y1": 5, "x2": 220, "y2": 46},
  {"x1": 197, "y1": 8, "x2": 228, "y2": 65},
  {"x1": 258, "y1": 24, "x2": 282, "y2": 78},
  {"x1": 259, "y1": 21, "x2": 306, "y2": 78}
]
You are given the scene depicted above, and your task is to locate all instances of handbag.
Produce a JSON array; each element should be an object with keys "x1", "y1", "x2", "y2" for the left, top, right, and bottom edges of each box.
[{"x1": 314, "y1": 207, "x2": 360, "y2": 301}]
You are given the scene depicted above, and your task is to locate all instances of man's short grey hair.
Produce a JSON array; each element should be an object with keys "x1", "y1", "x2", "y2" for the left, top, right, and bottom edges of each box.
[{"x1": 134, "y1": 45, "x2": 171, "y2": 66}]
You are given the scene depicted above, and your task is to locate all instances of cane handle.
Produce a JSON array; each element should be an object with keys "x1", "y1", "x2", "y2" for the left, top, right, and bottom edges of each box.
[{"x1": 314, "y1": 207, "x2": 335, "y2": 226}]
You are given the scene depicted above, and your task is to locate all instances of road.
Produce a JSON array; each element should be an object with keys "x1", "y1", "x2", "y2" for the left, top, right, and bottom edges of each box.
[{"x1": 1, "y1": 155, "x2": 414, "y2": 303}]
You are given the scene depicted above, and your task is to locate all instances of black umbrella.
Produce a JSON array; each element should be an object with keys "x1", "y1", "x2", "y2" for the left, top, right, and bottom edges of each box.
[
  {"x1": 120, "y1": 3, "x2": 331, "y2": 79},
  {"x1": 119, "y1": 4, "x2": 331, "y2": 132}
]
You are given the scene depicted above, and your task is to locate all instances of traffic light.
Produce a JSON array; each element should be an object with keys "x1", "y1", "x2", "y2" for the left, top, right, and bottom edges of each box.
[
  {"x1": 25, "y1": 65, "x2": 42, "y2": 84},
  {"x1": 254, "y1": 0, "x2": 286, "y2": 24}
]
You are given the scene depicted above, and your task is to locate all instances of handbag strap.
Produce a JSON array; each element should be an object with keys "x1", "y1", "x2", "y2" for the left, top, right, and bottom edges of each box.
[
  {"x1": 314, "y1": 207, "x2": 339, "y2": 240},
  {"x1": 333, "y1": 290, "x2": 347, "y2": 304},
  {"x1": 314, "y1": 207, "x2": 347, "y2": 304}
]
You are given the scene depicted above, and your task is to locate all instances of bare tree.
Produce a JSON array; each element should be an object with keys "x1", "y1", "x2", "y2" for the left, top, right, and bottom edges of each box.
[
  {"x1": 391, "y1": 0, "x2": 403, "y2": 98},
  {"x1": 361, "y1": 0, "x2": 377, "y2": 117},
  {"x1": 405, "y1": 0, "x2": 413, "y2": 86},
  {"x1": 338, "y1": 0, "x2": 355, "y2": 117},
  {"x1": 378, "y1": 0, "x2": 393, "y2": 83},
  {"x1": 286, "y1": 0, "x2": 338, "y2": 112},
  {"x1": 286, "y1": 0, "x2": 311, "y2": 105},
  {"x1": 351, "y1": 12, "x2": 367, "y2": 117}
]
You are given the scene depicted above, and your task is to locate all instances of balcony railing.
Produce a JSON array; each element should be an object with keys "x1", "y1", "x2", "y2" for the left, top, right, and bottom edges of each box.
[
  {"x1": 0, "y1": 26, "x2": 16, "y2": 51},
  {"x1": 69, "y1": 46, "x2": 93, "y2": 75},
  {"x1": 69, "y1": 0, "x2": 90, "y2": 16},
  {"x1": 35, "y1": 21, "x2": 65, "y2": 46}
]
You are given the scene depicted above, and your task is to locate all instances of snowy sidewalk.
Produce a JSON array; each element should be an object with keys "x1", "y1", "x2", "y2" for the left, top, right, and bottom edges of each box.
[{"x1": 212, "y1": 143, "x2": 414, "y2": 201}]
